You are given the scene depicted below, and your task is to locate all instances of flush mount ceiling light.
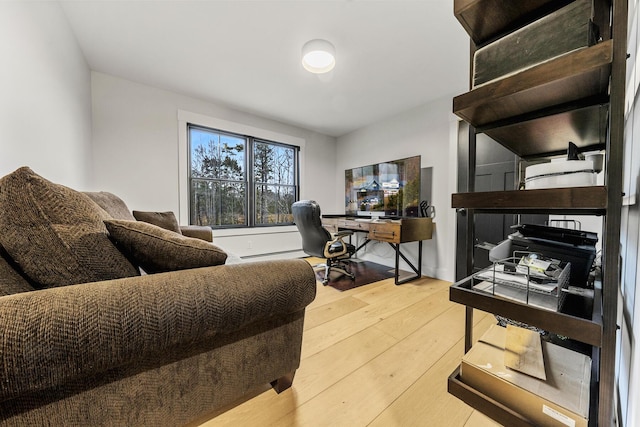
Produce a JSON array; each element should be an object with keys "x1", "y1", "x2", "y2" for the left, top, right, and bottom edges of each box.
[{"x1": 301, "y1": 39, "x2": 336, "y2": 74}]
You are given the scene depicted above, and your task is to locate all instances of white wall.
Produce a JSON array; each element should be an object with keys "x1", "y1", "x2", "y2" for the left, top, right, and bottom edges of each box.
[
  {"x1": 336, "y1": 96, "x2": 460, "y2": 281},
  {"x1": 0, "y1": 1, "x2": 91, "y2": 188},
  {"x1": 0, "y1": 1, "x2": 458, "y2": 272},
  {"x1": 90, "y1": 72, "x2": 338, "y2": 258}
]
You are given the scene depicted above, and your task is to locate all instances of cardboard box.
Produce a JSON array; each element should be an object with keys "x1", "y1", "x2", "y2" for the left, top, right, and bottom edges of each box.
[{"x1": 461, "y1": 325, "x2": 591, "y2": 427}]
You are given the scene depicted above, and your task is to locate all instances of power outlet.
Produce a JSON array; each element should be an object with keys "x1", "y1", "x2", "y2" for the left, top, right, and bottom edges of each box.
[{"x1": 247, "y1": 240, "x2": 253, "y2": 249}]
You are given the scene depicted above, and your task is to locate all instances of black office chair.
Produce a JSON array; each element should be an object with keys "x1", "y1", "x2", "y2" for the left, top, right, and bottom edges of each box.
[{"x1": 292, "y1": 200, "x2": 356, "y2": 285}]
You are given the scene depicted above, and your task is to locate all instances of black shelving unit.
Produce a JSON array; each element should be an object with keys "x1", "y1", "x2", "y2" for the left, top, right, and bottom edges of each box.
[{"x1": 448, "y1": 1, "x2": 627, "y2": 425}]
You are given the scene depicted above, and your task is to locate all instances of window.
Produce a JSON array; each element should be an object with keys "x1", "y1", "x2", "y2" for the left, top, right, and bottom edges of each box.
[{"x1": 188, "y1": 125, "x2": 299, "y2": 228}]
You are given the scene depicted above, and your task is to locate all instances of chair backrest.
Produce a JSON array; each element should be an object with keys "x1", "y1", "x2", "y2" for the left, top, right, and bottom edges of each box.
[{"x1": 292, "y1": 200, "x2": 331, "y2": 258}]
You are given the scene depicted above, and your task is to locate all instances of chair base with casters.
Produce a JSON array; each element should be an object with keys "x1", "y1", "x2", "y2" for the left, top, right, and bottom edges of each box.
[
  {"x1": 320, "y1": 231, "x2": 356, "y2": 284},
  {"x1": 292, "y1": 200, "x2": 357, "y2": 285}
]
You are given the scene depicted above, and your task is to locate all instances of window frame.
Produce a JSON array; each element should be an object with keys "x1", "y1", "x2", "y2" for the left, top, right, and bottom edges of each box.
[
  {"x1": 178, "y1": 110, "x2": 305, "y2": 231},
  {"x1": 188, "y1": 125, "x2": 249, "y2": 228}
]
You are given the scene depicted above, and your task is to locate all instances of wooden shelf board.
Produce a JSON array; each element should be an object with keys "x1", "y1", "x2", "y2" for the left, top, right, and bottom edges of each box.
[
  {"x1": 451, "y1": 186, "x2": 607, "y2": 213},
  {"x1": 453, "y1": 0, "x2": 569, "y2": 45},
  {"x1": 453, "y1": 40, "x2": 613, "y2": 129},
  {"x1": 448, "y1": 366, "x2": 535, "y2": 427},
  {"x1": 449, "y1": 282, "x2": 602, "y2": 347},
  {"x1": 481, "y1": 103, "x2": 609, "y2": 158}
]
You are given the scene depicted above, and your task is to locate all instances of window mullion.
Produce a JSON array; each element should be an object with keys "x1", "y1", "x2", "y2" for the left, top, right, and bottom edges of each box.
[{"x1": 247, "y1": 137, "x2": 254, "y2": 227}]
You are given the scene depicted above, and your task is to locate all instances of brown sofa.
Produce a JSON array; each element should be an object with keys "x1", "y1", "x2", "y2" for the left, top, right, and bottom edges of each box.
[{"x1": 0, "y1": 167, "x2": 317, "y2": 426}]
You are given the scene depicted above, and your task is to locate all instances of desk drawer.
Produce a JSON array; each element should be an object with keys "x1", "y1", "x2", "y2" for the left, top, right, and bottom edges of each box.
[
  {"x1": 339, "y1": 219, "x2": 370, "y2": 231},
  {"x1": 369, "y1": 223, "x2": 401, "y2": 243}
]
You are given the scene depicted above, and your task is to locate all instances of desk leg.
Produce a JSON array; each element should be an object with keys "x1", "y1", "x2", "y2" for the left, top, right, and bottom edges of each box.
[
  {"x1": 355, "y1": 238, "x2": 371, "y2": 254},
  {"x1": 390, "y1": 241, "x2": 423, "y2": 285},
  {"x1": 394, "y1": 243, "x2": 400, "y2": 284}
]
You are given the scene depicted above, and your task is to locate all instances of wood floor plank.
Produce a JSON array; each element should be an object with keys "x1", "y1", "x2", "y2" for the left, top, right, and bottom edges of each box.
[
  {"x1": 304, "y1": 295, "x2": 369, "y2": 331},
  {"x1": 350, "y1": 276, "x2": 442, "y2": 306},
  {"x1": 305, "y1": 275, "x2": 387, "y2": 311},
  {"x1": 368, "y1": 312, "x2": 498, "y2": 427},
  {"x1": 197, "y1": 270, "x2": 500, "y2": 427},
  {"x1": 272, "y1": 305, "x2": 469, "y2": 426},
  {"x1": 301, "y1": 280, "x2": 441, "y2": 359},
  {"x1": 203, "y1": 327, "x2": 399, "y2": 426},
  {"x1": 373, "y1": 287, "x2": 451, "y2": 341},
  {"x1": 464, "y1": 411, "x2": 503, "y2": 427}
]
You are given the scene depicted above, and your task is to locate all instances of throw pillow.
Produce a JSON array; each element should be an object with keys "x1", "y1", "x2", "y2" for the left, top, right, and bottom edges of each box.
[
  {"x1": 132, "y1": 210, "x2": 182, "y2": 234},
  {"x1": 0, "y1": 167, "x2": 140, "y2": 288},
  {"x1": 104, "y1": 219, "x2": 227, "y2": 273}
]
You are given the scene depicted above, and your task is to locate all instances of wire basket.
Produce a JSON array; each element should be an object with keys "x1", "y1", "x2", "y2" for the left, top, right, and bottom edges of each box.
[{"x1": 472, "y1": 252, "x2": 571, "y2": 312}]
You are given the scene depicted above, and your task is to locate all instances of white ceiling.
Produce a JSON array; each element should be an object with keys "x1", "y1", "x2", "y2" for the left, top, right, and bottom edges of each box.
[{"x1": 59, "y1": 0, "x2": 469, "y2": 137}]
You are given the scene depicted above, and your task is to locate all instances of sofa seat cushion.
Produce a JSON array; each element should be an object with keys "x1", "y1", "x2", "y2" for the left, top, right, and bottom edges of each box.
[
  {"x1": 133, "y1": 210, "x2": 182, "y2": 234},
  {"x1": 104, "y1": 220, "x2": 227, "y2": 273},
  {"x1": 0, "y1": 167, "x2": 140, "y2": 288}
]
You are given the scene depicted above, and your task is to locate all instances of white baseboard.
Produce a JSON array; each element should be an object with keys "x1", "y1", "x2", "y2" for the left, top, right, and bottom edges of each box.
[{"x1": 241, "y1": 250, "x2": 307, "y2": 262}]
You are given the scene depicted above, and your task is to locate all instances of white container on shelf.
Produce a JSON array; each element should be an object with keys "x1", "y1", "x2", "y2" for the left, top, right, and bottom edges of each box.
[{"x1": 524, "y1": 159, "x2": 596, "y2": 189}]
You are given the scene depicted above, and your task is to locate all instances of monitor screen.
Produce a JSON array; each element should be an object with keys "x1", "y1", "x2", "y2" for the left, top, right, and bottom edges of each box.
[{"x1": 345, "y1": 155, "x2": 421, "y2": 217}]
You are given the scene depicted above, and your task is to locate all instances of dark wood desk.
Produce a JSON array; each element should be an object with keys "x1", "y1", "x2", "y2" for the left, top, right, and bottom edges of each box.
[{"x1": 321, "y1": 216, "x2": 434, "y2": 285}]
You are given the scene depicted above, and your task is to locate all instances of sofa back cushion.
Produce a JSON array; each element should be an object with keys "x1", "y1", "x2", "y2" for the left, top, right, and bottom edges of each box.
[
  {"x1": 0, "y1": 167, "x2": 139, "y2": 288},
  {"x1": 132, "y1": 210, "x2": 182, "y2": 234},
  {"x1": 0, "y1": 244, "x2": 35, "y2": 296},
  {"x1": 83, "y1": 191, "x2": 136, "y2": 221}
]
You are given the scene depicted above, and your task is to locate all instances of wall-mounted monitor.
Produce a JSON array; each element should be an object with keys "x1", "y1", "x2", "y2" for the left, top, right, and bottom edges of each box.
[{"x1": 345, "y1": 155, "x2": 421, "y2": 218}]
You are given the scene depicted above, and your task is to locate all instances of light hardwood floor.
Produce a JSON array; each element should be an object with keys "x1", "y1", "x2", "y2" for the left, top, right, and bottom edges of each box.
[{"x1": 196, "y1": 258, "x2": 500, "y2": 427}]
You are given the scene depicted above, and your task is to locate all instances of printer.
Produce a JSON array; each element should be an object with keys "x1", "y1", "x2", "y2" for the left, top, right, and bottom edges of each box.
[{"x1": 489, "y1": 223, "x2": 598, "y2": 288}]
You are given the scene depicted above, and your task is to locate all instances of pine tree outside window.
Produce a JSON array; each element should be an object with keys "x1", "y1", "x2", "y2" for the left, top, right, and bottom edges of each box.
[{"x1": 188, "y1": 125, "x2": 298, "y2": 228}]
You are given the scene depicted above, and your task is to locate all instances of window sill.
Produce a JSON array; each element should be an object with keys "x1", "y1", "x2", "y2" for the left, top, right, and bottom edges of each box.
[{"x1": 211, "y1": 225, "x2": 298, "y2": 238}]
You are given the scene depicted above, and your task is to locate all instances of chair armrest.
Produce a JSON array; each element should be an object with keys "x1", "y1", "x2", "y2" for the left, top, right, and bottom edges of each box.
[
  {"x1": 333, "y1": 230, "x2": 353, "y2": 238},
  {"x1": 180, "y1": 225, "x2": 213, "y2": 242},
  {"x1": 0, "y1": 259, "x2": 316, "y2": 402}
]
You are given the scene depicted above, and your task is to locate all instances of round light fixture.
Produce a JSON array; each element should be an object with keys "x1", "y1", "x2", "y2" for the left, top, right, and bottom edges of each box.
[{"x1": 301, "y1": 39, "x2": 335, "y2": 74}]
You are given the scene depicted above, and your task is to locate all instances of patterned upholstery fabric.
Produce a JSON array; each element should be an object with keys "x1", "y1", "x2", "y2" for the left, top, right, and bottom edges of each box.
[
  {"x1": 104, "y1": 219, "x2": 227, "y2": 273},
  {"x1": 132, "y1": 210, "x2": 182, "y2": 233},
  {"x1": 0, "y1": 259, "x2": 317, "y2": 425},
  {"x1": 180, "y1": 225, "x2": 214, "y2": 242},
  {"x1": 0, "y1": 312, "x2": 305, "y2": 426},
  {"x1": 86, "y1": 191, "x2": 214, "y2": 242},
  {"x1": 0, "y1": 167, "x2": 139, "y2": 288},
  {"x1": 84, "y1": 191, "x2": 136, "y2": 221},
  {"x1": 0, "y1": 167, "x2": 318, "y2": 426},
  {"x1": 0, "y1": 244, "x2": 34, "y2": 296}
]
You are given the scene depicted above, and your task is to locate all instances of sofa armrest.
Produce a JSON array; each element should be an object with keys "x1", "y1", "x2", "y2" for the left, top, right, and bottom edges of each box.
[
  {"x1": 0, "y1": 259, "x2": 316, "y2": 402},
  {"x1": 180, "y1": 225, "x2": 213, "y2": 242}
]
